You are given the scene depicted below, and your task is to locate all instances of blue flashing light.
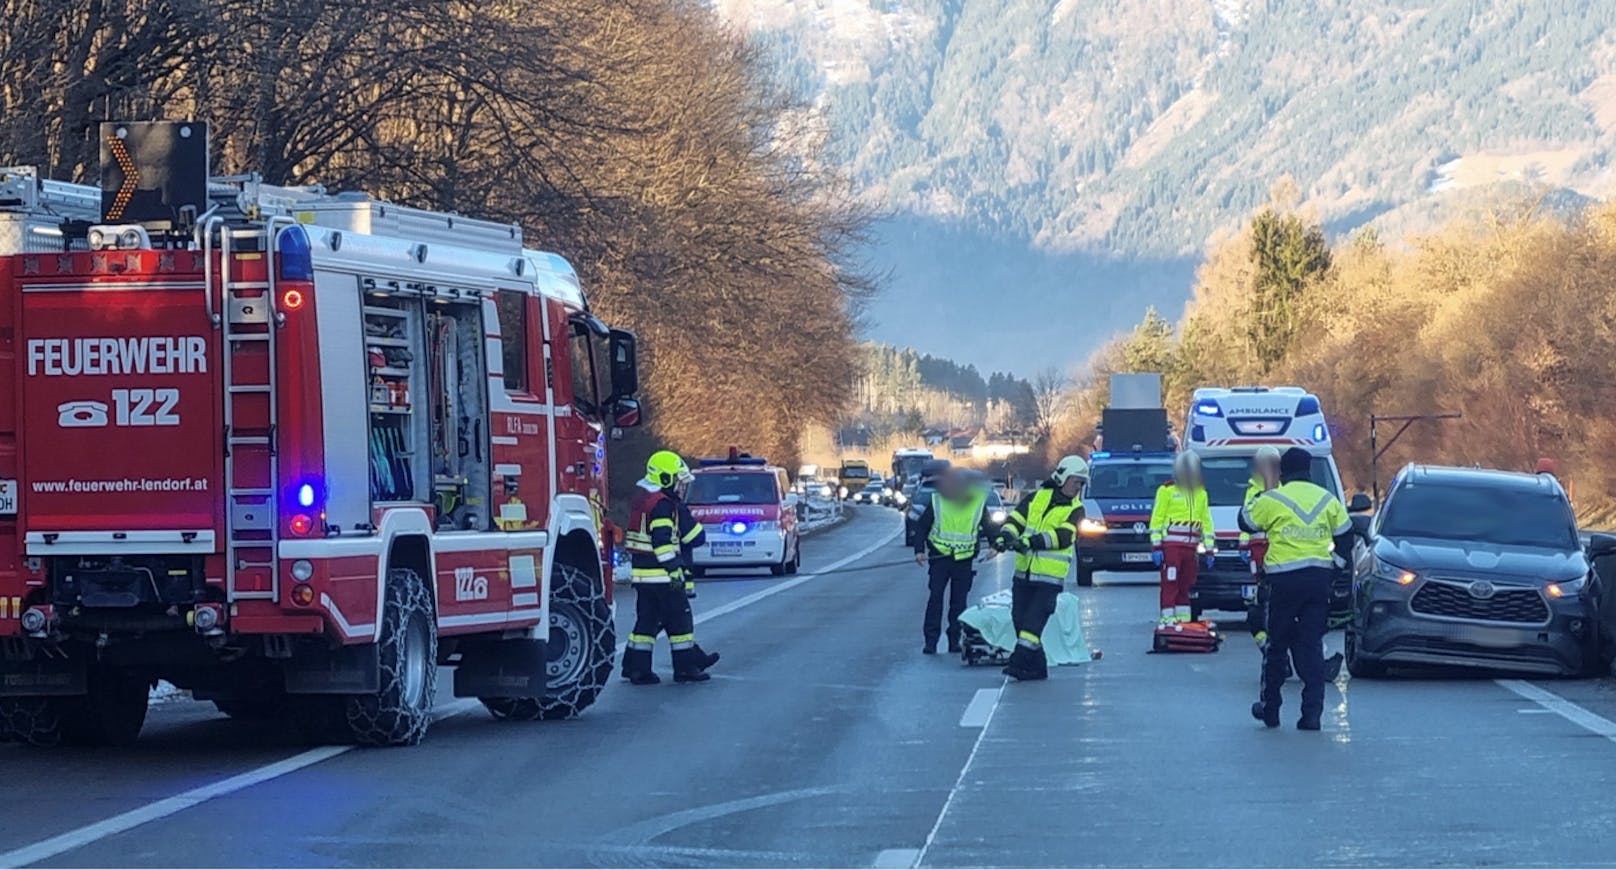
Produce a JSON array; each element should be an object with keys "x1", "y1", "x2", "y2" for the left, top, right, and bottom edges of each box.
[
  {"x1": 729, "y1": 521, "x2": 749, "y2": 535},
  {"x1": 1194, "y1": 401, "x2": 1223, "y2": 417},
  {"x1": 1312, "y1": 423, "x2": 1328, "y2": 441},
  {"x1": 1089, "y1": 451, "x2": 1111, "y2": 460},
  {"x1": 297, "y1": 483, "x2": 317, "y2": 508},
  {"x1": 1296, "y1": 396, "x2": 1321, "y2": 416},
  {"x1": 277, "y1": 225, "x2": 314, "y2": 281}
]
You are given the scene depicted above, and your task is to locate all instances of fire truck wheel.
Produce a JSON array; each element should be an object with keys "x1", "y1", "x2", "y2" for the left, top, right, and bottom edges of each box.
[
  {"x1": 1, "y1": 667, "x2": 151, "y2": 747},
  {"x1": 480, "y1": 561, "x2": 613, "y2": 721},
  {"x1": 344, "y1": 567, "x2": 437, "y2": 746}
]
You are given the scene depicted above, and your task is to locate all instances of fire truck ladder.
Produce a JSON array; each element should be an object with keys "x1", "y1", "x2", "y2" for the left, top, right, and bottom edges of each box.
[{"x1": 206, "y1": 216, "x2": 290, "y2": 602}]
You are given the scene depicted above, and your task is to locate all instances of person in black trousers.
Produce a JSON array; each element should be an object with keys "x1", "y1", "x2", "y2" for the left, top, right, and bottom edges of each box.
[{"x1": 912, "y1": 467, "x2": 997, "y2": 654}]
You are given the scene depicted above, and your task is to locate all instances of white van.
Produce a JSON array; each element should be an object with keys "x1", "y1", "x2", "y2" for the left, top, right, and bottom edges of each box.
[{"x1": 1181, "y1": 386, "x2": 1349, "y2": 618}]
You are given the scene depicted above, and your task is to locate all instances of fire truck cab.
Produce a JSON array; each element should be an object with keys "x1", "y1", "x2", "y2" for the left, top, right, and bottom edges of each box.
[{"x1": 0, "y1": 123, "x2": 639, "y2": 747}]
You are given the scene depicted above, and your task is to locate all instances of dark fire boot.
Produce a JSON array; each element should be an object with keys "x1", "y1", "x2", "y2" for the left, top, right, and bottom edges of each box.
[
  {"x1": 621, "y1": 648, "x2": 658, "y2": 685},
  {"x1": 692, "y1": 644, "x2": 720, "y2": 670},
  {"x1": 671, "y1": 647, "x2": 711, "y2": 683},
  {"x1": 1251, "y1": 702, "x2": 1280, "y2": 728}
]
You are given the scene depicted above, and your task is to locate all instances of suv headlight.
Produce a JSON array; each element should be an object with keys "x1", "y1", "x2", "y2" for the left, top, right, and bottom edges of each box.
[
  {"x1": 1078, "y1": 518, "x2": 1107, "y2": 536},
  {"x1": 1547, "y1": 576, "x2": 1587, "y2": 598},
  {"x1": 1374, "y1": 557, "x2": 1417, "y2": 587},
  {"x1": 990, "y1": 509, "x2": 1008, "y2": 524}
]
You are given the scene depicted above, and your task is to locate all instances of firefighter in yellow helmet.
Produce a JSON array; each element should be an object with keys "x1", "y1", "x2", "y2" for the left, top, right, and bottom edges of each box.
[
  {"x1": 620, "y1": 450, "x2": 719, "y2": 684},
  {"x1": 1148, "y1": 451, "x2": 1215, "y2": 625},
  {"x1": 993, "y1": 455, "x2": 1087, "y2": 681}
]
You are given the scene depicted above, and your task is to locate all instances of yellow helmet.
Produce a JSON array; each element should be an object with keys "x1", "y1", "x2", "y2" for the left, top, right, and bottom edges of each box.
[{"x1": 646, "y1": 450, "x2": 693, "y2": 489}]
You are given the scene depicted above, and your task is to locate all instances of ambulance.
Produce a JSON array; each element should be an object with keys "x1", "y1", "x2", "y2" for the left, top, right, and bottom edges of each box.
[{"x1": 1182, "y1": 387, "x2": 1349, "y2": 619}]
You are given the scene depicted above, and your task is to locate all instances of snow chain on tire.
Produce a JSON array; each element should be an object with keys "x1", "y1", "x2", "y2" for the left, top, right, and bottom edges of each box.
[
  {"x1": 482, "y1": 561, "x2": 614, "y2": 721},
  {"x1": 345, "y1": 567, "x2": 437, "y2": 746}
]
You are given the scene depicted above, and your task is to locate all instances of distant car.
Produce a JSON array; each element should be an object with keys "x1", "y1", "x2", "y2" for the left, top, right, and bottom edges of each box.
[
  {"x1": 903, "y1": 483, "x2": 937, "y2": 548},
  {"x1": 853, "y1": 480, "x2": 885, "y2": 504},
  {"x1": 983, "y1": 489, "x2": 1009, "y2": 539},
  {"x1": 687, "y1": 457, "x2": 802, "y2": 577},
  {"x1": 1346, "y1": 465, "x2": 1603, "y2": 678}
]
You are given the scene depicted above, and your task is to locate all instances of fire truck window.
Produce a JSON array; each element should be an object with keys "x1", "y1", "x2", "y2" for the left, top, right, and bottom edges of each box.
[
  {"x1": 495, "y1": 290, "x2": 528, "y2": 393},
  {"x1": 568, "y1": 324, "x2": 603, "y2": 417}
]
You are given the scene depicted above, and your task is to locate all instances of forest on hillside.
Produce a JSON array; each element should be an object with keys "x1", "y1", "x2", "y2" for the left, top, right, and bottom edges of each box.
[
  {"x1": 1059, "y1": 191, "x2": 1616, "y2": 525},
  {"x1": 854, "y1": 343, "x2": 1038, "y2": 435},
  {"x1": 0, "y1": 0, "x2": 873, "y2": 475},
  {"x1": 741, "y1": 0, "x2": 1616, "y2": 257}
]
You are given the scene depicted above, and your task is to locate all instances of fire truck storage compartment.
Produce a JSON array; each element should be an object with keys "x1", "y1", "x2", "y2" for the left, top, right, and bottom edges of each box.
[{"x1": 363, "y1": 290, "x2": 489, "y2": 528}]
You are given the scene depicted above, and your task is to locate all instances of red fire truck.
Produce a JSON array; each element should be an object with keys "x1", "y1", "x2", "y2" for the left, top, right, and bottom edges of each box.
[{"x1": 0, "y1": 122, "x2": 640, "y2": 746}]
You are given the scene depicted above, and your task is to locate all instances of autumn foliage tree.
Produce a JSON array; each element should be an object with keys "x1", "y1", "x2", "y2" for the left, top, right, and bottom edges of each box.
[
  {"x1": 1064, "y1": 194, "x2": 1616, "y2": 525},
  {"x1": 0, "y1": 0, "x2": 872, "y2": 488}
]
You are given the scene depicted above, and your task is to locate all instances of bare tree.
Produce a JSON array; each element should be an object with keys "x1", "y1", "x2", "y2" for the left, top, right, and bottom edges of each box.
[{"x1": 1030, "y1": 367, "x2": 1068, "y2": 443}]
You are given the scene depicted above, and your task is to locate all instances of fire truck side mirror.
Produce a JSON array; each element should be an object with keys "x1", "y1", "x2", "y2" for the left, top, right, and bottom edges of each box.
[
  {"x1": 612, "y1": 398, "x2": 642, "y2": 430},
  {"x1": 606, "y1": 328, "x2": 639, "y2": 402}
]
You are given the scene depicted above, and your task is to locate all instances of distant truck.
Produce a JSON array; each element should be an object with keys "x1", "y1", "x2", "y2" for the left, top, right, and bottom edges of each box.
[
  {"x1": 890, "y1": 448, "x2": 934, "y2": 490},
  {"x1": 836, "y1": 459, "x2": 871, "y2": 499}
]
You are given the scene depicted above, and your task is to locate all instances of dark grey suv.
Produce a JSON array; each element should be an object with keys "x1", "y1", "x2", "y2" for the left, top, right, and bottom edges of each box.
[{"x1": 1345, "y1": 465, "x2": 1604, "y2": 677}]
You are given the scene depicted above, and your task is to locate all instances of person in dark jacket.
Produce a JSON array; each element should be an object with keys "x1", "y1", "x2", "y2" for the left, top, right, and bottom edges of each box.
[{"x1": 913, "y1": 467, "x2": 997, "y2": 654}]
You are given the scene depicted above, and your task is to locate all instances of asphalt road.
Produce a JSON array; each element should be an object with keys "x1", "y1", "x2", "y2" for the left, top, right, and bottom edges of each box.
[{"x1": 5, "y1": 505, "x2": 1616, "y2": 867}]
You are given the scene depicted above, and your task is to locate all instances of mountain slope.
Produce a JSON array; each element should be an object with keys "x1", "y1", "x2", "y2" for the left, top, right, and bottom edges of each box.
[{"x1": 720, "y1": 0, "x2": 1616, "y2": 367}]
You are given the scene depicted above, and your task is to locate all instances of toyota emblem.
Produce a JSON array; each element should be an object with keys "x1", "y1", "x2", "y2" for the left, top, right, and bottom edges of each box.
[
  {"x1": 1133, "y1": 522, "x2": 1147, "y2": 534},
  {"x1": 1468, "y1": 580, "x2": 1496, "y2": 599}
]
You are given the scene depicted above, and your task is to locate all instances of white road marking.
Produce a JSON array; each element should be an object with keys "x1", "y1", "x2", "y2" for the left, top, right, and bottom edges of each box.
[
  {"x1": 3, "y1": 521, "x2": 900, "y2": 868},
  {"x1": 914, "y1": 677, "x2": 1008, "y2": 868},
  {"x1": 0, "y1": 746, "x2": 348, "y2": 868},
  {"x1": 1497, "y1": 679, "x2": 1616, "y2": 740},
  {"x1": 873, "y1": 848, "x2": 922, "y2": 868},
  {"x1": 958, "y1": 687, "x2": 1001, "y2": 728}
]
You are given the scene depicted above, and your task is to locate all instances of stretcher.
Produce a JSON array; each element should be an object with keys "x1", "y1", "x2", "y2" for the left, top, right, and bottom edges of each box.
[
  {"x1": 956, "y1": 589, "x2": 1096, "y2": 667},
  {"x1": 1151, "y1": 620, "x2": 1222, "y2": 653}
]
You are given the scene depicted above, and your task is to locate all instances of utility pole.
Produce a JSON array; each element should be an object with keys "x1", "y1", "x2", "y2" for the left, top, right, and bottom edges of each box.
[{"x1": 1369, "y1": 412, "x2": 1462, "y2": 504}]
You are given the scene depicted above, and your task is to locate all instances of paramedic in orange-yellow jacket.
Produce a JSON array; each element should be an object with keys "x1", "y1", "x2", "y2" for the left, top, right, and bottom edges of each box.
[{"x1": 1148, "y1": 452, "x2": 1215, "y2": 625}]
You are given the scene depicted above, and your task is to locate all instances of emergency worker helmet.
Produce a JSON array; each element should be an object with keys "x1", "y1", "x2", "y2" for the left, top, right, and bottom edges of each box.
[{"x1": 647, "y1": 450, "x2": 693, "y2": 488}]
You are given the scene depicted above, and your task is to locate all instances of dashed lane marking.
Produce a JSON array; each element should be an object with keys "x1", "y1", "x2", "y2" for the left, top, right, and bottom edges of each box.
[
  {"x1": 1, "y1": 523, "x2": 901, "y2": 868},
  {"x1": 913, "y1": 676, "x2": 1009, "y2": 867},
  {"x1": 874, "y1": 848, "x2": 922, "y2": 868},
  {"x1": 1498, "y1": 679, "x2": 1616, "y2": 740},
  {"x1": 958, "y1": 687, "x2": 1000, "y2": 728}
]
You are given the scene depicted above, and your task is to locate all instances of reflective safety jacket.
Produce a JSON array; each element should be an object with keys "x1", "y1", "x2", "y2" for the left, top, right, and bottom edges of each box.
[
  {"x1": 919, "y1": 490, "x2": 989, "y2": 559},
  {"x1": 1149, "y1": 481, "x2": 1214, "y2": 551},
  {"x1": 1240, "y1": 479, "x2": 1349, "y2": 574},
  {"x1": 1238, "y1": 476, "x2": 1269, "y2": 548},
  {"x1": 1002, "y1": 486, "x2": 1081, "y2": 585},
  {"x1": 625, "y1": 480, "x2": 706, "y2": 584}
]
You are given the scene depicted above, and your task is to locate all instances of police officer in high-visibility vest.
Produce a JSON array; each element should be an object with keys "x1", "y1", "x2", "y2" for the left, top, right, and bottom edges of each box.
[
  {"x1": 993, "y1": 456, "x2": 1087, "y2": 681},
  {"x1": 1148, "y1": 452, "x2": 1215, "y2": 625},
  {"x1": 621, "y1": 450, "x2": 720, "y2": 685},
  {"x1": 1240, "y1": 445, "x2": 1282, "y2": 644},
  {"x1": 912, "y1": 467, "x2": 997, "y2": 655},
  {"x1": 1239, "y1": 447, "x2": 1353, "y2": 731}
]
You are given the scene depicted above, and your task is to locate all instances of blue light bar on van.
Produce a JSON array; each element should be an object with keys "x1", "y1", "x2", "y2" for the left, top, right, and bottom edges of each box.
[
  {"x1": 1194, "y1": 401, "x2": 1222, "y2": 417},
  {"x1": 1089, "y1": 452, "x2": 1111, "y2": 459},
  {"x1": 1295, "y1": 396, "x2": 1321, "y2": 416}
]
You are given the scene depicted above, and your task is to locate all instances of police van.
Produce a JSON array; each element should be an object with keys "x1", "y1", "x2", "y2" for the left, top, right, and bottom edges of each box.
[{"x1": 1182, "y1": 387, "x2": 1350, "y2": 619}]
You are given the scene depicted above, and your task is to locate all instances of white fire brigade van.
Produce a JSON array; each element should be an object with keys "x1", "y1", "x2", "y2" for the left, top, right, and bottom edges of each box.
[
  {"x1": 1182, "y1": 386, "x2": 1348, "y2": 618},
  {"x1": 0, "y1": 123, "x2": 640, "y2": 747}
]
